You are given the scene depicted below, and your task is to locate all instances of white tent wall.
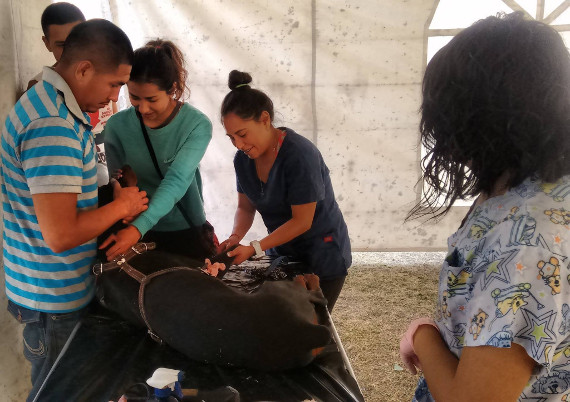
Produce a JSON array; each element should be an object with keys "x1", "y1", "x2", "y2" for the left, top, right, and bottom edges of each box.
[
  {"x1": 0, "y1": 0, "x2": 468, "y2": 398},
  {"x1": 5, "y1": 0, "x2": 468, "y2": 252},
  {"x1": 0, "y1": 1, "x2": 33, "y2": 400}
]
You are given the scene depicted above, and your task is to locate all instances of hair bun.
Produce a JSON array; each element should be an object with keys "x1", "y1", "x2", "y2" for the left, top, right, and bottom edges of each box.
[
  {"x1": 228, "y1": 70, "x2": 252, "y2": 90},
  {"x1": 146, "y1": 39, "x2": 170, "y2": 55}
]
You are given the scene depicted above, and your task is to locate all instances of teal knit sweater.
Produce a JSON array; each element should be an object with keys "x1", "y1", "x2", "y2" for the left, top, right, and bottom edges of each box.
[{"x1": 103, "y1": 104, "x2": 212, "y2": 236}]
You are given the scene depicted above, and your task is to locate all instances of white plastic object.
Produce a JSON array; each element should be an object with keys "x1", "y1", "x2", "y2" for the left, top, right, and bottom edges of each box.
[{"x1": 146, "y1": 368, "x2": 180, "y2": 390}]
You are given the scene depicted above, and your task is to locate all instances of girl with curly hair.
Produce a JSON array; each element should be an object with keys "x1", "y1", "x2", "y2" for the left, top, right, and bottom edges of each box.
[{"x1": 401, "y1": 12, "x2": 570, "y2": 401}]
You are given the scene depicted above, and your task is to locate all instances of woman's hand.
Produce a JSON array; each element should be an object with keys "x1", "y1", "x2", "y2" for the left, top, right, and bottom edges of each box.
[
  {"x1": 227, "y1": 244, "x2": 255, "y2": 265},
  {"x1": 121, "y1": 215, "x2": 138, "y2": 224},
  {"x1": 202, "y1": 258, "x2": 226, "y2": 277},
  {"x1": 99, "y1": 225, "x2": 142, "y2": 261},
  {"x1": 217, "y1": 234, "x2": 240, "y2": 253},
  {"x1": 400, "y1": 317, "x2": 439, "y2": 374}
]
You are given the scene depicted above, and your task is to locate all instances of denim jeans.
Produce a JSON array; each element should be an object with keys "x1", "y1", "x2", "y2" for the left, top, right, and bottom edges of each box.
[{"x1": 7, "y1": 300, "x2": 86, "y2": 402}]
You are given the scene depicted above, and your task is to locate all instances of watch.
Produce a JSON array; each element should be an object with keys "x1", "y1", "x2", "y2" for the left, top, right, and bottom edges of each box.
[{"x1": 249, "y1": 240, "x2": 265, "y2": 260}]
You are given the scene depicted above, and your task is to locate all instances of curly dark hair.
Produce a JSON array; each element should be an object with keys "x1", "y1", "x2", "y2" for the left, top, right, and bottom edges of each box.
[{"x1": 408, "y1": 12, "x2": 570, "y2": 220}]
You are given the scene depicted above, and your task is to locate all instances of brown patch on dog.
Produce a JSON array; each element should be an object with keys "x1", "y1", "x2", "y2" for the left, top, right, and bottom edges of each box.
[
  {"x1": 293, "y1": 274, "x2": 321, "y2": 291},
  {"x1": 293, "y1": 274, "x2": 325, "y2": 357}
]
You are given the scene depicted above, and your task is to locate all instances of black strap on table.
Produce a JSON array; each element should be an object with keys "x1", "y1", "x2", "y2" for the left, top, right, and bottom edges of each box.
[
  {"x1": 264, "y1": 256, "x2": 289, "y2": 278},
  {"x1": 136, "y1": 110, "x2": 195, "y2": 228}
]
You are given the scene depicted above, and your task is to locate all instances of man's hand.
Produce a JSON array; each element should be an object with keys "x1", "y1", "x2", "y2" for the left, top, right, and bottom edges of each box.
[
  {"x1": 226, "y1": 244, "x2": 255, "y2": 265},
  {"x1": 100, "y1": 225, "x2": 142, "y2": 261},
  {"x1": 112, "y1": 180, "x2": 148, "y2": 218}
]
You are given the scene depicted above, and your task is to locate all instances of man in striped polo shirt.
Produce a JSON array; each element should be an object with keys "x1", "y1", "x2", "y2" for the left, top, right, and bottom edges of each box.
[{"x1": 1, "y1": 19, "x2": 148, "y2": 400}]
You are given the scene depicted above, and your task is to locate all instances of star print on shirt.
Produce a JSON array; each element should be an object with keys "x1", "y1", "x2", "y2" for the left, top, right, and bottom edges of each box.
[
  {"x1": 515, "y1": 308, "x2": 557, "y2": 360},
  {"x1": 481, "y1": 248, "x2": 518, "y2": 290}
]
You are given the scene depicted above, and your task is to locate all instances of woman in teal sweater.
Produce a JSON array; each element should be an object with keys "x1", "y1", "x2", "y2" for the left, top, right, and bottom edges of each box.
[{"x1": 101, "y1": 39, "x2": 216, "y2": 261}]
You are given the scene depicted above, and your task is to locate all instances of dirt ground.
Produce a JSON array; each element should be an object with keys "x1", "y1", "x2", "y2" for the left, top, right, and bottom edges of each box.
[{"x1": 333, "y1": 263, "x2": 441, "y2": 402}]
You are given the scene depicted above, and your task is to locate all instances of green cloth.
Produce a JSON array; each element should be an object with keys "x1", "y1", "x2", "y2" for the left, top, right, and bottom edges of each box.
[{"x1": 104, "y1": 104, "x2": 212, "y2": 236}]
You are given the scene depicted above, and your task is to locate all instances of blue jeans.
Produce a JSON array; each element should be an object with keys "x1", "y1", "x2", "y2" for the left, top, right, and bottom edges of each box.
[
  {"x1": 7, "y1": 301, "x2": 86, "y2": 402},
  {"x1": 412, "y1": 376, "x2": 435, "y2": 402}
]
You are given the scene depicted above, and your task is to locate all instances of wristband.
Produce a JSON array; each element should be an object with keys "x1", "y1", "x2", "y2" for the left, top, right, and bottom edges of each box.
[
  {"x1": 249, "y1": 240, "x2": 265, "y2": 260},
  {"x1": 404, "y1": 318, "x2": 439, "y2": 352}
]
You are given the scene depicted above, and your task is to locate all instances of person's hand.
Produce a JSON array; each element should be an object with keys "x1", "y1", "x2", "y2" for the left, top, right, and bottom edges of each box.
[
  {"x1": 99, "y1": 225, "x2": 142, "y2": 261},
  {"x1": 202, "y1": 258, "x2": 226, "y2": 277},
  {"x1": 217, "y1": 234, "x2": 240, "y2": 253},
  {"x1": 400, "y1": 317, "x2": 439, "y2": 374},
  {"x1": 121, "y1": 215, "x2": 137, "y2": 225},
  {"x1": 112, "y1": 180, "x2": 148, "y2": 219},
  {"x1": 227, "y1": 244, "x2": 255, "y2": 265}
]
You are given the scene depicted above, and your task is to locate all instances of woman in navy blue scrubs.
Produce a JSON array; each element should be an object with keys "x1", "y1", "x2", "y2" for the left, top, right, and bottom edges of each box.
[{"x1": 218, "y1": 70, "x2": 351, "y2": 311}]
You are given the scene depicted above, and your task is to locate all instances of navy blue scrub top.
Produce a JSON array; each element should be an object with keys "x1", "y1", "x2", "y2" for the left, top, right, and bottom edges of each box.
[{"x1": 234, "y1": 128, "x2": 351, "y2": 280}]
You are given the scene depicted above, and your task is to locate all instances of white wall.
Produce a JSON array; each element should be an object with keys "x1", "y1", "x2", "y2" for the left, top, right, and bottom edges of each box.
[
  {"x1": 0, "y1": 2, "x2": 37, "y2": 400},
  {"x1": 0, "y1": 1, "x2": 469, "y2": 398},
  {"x1": 106, "y1": 0, "x2": 467, "y2": 251},
  {"x1": 4, "y1": 0, "x2": 467, "y2": 252}
]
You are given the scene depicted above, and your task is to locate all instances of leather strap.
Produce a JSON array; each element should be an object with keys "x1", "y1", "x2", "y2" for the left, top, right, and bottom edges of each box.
[
  {"x1": 137, "y1": 265, "x2": 198, "y2": 342},
  {"x1": 264, "y1": 255, "x2": 288, "y2": 278},
  {"x1": 93, "y1": 242, "x2": 156, "y2": 275},
  {"x1": 94, "y1": 241, "x2": 211, "y2": 343}
]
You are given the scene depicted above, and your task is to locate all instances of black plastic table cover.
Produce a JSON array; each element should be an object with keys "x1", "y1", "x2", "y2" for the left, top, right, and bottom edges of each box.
[{"x1": 34, "y1": 258, "x2": 364, "y2": 402}]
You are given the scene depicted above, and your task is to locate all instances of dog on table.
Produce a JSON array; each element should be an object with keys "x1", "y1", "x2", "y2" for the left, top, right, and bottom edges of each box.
[{"x1": 95, "y1": 167, "x2": 331, "y2": 371}]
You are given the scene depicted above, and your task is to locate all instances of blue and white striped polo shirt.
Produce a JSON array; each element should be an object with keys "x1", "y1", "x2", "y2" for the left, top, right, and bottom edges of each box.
[{"x1": 1, "y1": 67, "x2": 98, "y2": 313}]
